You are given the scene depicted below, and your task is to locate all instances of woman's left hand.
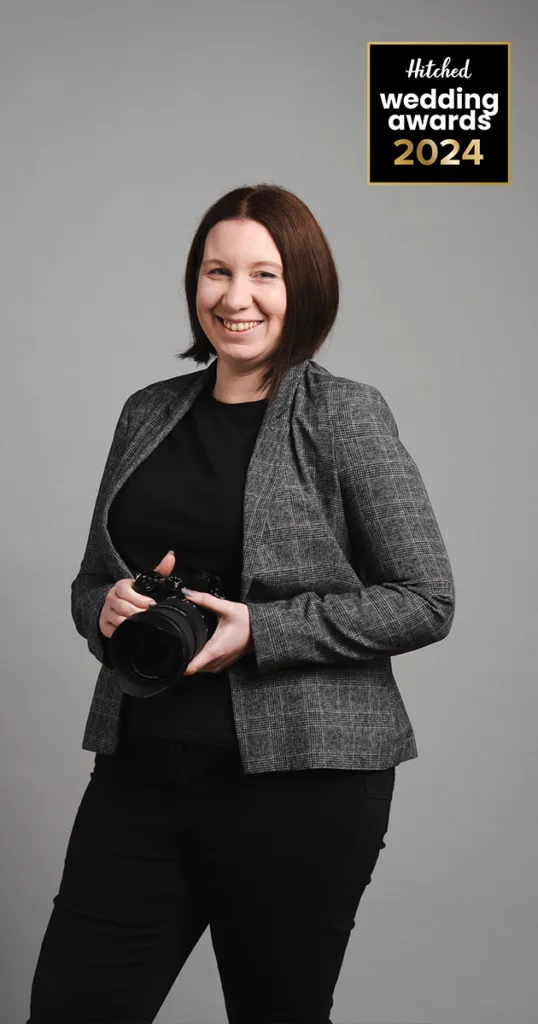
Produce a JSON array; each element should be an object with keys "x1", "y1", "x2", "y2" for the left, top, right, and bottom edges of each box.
[{"x1": 180, "y1": 588, "x2": 254, "y2": 675}]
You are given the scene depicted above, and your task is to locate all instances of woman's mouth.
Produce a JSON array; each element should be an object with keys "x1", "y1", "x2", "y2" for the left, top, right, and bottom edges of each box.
[{"x1": 215, "y1": 316, "x2": 264, "y2": 336}]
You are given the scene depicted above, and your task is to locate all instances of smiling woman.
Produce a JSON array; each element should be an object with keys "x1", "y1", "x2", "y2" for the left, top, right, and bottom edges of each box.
[
  {"x1": 180, "y1": 182, "x2": 340, "y2": 403},
  {"x1": 27, "y1": 182, "x2": 455, "y2": 1024},
  {"x1": 194, "y1": 217, "x2": 288, "y2": 399}
]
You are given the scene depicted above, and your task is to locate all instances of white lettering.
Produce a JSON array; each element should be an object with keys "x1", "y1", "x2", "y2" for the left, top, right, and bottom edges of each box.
[{"x1": 405, "y1": 56, "x2": 472, "y2": 80}]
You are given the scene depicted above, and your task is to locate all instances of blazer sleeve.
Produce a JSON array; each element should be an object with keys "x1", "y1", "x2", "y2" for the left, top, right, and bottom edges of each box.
[
  {"x1": 70, "y1": 394, "x2": 134, "y2": 667},
  {"x1": 246, "y1": 383, "x2": 455, "y2": 676}
]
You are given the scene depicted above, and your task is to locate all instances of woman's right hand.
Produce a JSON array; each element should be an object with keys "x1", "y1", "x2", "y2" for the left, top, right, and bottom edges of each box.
[
  {"x1": 98, "y1": 578, "x2": 157, "y2": 639},
  {"x1": 99, "y1": 550, "x2": 176, "y2": 639}
]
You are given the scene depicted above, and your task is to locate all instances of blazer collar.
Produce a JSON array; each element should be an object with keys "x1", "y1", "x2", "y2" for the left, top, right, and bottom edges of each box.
[{"x1": 103, "y1": 357, "x2": 310, "y2": 601}]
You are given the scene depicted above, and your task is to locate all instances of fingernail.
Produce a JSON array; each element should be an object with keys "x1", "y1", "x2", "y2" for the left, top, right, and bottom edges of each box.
[
  {"x1": 168, "y1": 549, "x2": 175, "y2": 556},
  {"x1": 181, "y1": 587, "x2": 194, "y2": 595}
]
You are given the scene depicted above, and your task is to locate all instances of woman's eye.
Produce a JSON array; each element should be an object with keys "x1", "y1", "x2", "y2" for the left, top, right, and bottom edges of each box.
[{"x1": 208, "y1": 269, "x2": 275, "y2": 279}]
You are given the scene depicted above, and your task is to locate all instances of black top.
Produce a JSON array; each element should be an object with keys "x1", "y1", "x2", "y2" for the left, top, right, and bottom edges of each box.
[{"x1": 106, "y1": 374, "x2": 268, "y2": 746}]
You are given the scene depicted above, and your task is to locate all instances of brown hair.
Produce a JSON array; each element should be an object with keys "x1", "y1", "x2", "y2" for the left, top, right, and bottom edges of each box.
[{"x1": 177, "y1": 183, "x2": 340, "y2": 401}]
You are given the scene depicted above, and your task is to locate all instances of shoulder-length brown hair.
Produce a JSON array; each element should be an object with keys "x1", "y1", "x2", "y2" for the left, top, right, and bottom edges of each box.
[{"x1": 177, "y1": 183, "x2": 340, "y2": 401}]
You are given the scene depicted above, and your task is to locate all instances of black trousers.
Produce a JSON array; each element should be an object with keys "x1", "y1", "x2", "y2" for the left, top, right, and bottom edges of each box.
[{"x1": 27, "y1": 730, "x2": 395, "y2": 1024}]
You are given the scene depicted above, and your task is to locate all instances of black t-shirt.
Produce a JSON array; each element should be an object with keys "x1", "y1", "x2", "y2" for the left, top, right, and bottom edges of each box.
[{"x1": 106, "y1": 375, "x2": 268, "y2": 746}]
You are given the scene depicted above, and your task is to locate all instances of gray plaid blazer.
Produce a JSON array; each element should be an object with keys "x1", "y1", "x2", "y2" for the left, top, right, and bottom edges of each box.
[{"x1": 71, "y1": 357, "x2": 455, "y2": 772}]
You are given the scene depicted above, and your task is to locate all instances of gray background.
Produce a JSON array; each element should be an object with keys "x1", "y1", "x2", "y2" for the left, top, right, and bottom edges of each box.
[{"x1": 2, "y1": 1, "x2": 536, "y2": 1022}]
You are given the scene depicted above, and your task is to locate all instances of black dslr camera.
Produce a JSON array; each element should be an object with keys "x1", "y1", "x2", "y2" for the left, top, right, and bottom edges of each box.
[{"x1": 108, "y1": 567, "x2": 225, "y2": 698}]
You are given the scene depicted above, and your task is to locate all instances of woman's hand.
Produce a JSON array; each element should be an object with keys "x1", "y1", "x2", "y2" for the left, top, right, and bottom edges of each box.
[
  {"x1": 98, "y1": 579, "x2": 157, "y2": 638},
  {"x1": 98, "y1": 550, "x2": 174, "y2": 639},
  {"x1": 180, "y1": 587, "x2": 254, "y2": 675}
]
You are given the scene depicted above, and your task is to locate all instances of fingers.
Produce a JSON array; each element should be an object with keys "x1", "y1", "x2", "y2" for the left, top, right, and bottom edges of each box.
[
  {"x1": 114, "y1": 578, "x2": 157, "y2": 610},
  {"x1": 100, "y1": 577, "x2": 157, "y2": 638},
  {"x1": 109, "y1": 595, "x2": 151, "y2": 619},
  {"x1": 102, "y1": 611, "x2": 128, "y2": 634},
  {"x1": 98, "y1": 609, "x2": 125, "y2": 639},
  {"x1": 153, "y1": 550, "x2": 175, "y2": 577}
]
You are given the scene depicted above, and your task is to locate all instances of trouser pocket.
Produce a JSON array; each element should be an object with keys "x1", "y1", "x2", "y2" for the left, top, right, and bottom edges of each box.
[{"x1": 362, "y1": 765, "x2": 395, "y2": 802}]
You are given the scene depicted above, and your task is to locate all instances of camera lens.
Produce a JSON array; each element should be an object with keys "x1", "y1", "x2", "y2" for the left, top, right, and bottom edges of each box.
[
  {"x1": 109, "y1": 594, "x2": 216, "y2": 698},
  {"x1": 115, "y1": 621, "x2": 181, "y2": 676}
]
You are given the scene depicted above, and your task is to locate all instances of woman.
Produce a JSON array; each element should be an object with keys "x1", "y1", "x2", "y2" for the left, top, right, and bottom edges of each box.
[{"x1": 27, "y1": 184, "x2": 455, "y2": 1024}]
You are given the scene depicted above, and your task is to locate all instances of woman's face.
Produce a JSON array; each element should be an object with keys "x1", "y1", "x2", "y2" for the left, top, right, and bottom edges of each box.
[{"x1": 196, "y1": 218, "x2": 287, "y2": 367}]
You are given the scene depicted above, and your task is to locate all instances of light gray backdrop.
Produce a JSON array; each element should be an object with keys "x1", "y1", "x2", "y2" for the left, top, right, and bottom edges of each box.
[{"x1": 2, "y1": 1, "x2": 536, "y2": 1023}]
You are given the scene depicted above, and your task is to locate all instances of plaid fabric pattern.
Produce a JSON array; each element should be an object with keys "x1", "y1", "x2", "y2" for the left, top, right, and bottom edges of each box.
[{"x1": 72, "y1": 358, "x2": 455, "y2": 772}]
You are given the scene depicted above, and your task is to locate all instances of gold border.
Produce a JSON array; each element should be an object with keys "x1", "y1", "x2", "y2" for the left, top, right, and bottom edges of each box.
[{"x1": 367, "y1": 41, "x2": 511, "y2": 185}]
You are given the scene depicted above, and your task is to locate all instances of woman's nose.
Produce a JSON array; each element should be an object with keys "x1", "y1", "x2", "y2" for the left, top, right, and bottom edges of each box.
[{"x1": 222, "y1": 278, "x2": 254, "y2": 305}]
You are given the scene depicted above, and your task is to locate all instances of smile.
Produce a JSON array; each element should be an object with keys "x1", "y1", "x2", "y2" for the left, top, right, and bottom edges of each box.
[{"x1": 215, "y1": 316, "x2": 264, "y2": 335}]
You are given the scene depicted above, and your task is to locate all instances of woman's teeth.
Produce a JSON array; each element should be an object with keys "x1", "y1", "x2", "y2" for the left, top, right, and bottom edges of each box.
[{"x1": 219, "y1": 318, "x2": 263, "y2": 333}]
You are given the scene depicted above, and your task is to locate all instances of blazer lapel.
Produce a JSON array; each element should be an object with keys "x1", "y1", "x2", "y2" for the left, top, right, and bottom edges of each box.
[
  {"x1": 240, "y1": 360, "x2": 307, "y2": 600},
  {"x1": 102, "y1": 357, "x2": 309, "y2": 601}
]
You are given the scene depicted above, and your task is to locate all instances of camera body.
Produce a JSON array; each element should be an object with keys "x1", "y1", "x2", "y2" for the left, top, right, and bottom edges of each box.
[{"x1": 108, "y1": 568, "x2": 225, "y2": 698}]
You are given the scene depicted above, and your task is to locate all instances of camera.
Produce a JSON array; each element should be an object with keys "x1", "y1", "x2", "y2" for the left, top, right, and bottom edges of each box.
[{"x1": 108, "y1": 567, "x2": 225, "y2": 698}]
